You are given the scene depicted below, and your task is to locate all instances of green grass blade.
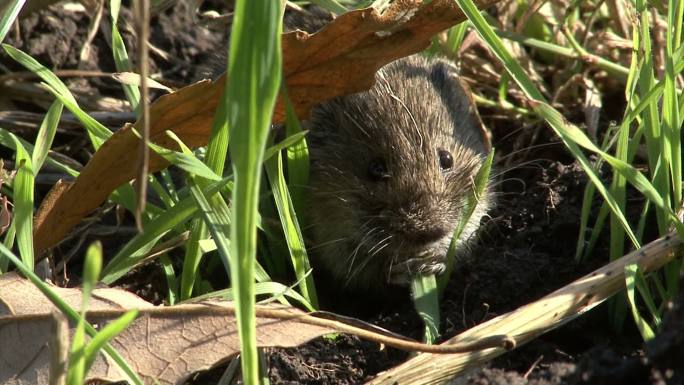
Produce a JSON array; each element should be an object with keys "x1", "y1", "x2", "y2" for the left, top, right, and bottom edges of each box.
[
  {"x1": 205, "y1": 79, "x2": 230, "y2": 176},
  {"x1": 265, "y1": 151, "x2": 318, "y2": 308},
  {"x1": 68, "y1": 241, "x2": 104, "y2": 385},
  {"x1": 181, "y1": 47, "x2": 232, "y2": 302},
  {"x1": 226, "y1": 0, "x2": 284, "y2": 381},
  {"x1": 145, "y1": 139, "x2": 221, "y2": 181},
  {"x1": 158, "y1": 254, "x2": 178, "y2": 304},
  {"x1": 440, "y1": 149, "x2": 494, "y2": 289},
  {"x1": 283, "y1": 89, "x2": 310, "y2": 217},
  {"x1": 10, "y1": 133, "x2": 34, "y2": 270},
  {"x1": 109, "y1": 0, "x2": 140, "y2": 112},
  {"x1": 84, "y1": 310, "x2": 139, "y2": 371},
  {"x1": 665, "y1": 0, "x2": 682, "y2": 211},
  {"x1": 0, "y1": 0, "x2": 25, "y2": 44},
  {"x1": 31, "y1": 100, "x2": 63, "y2": 173},
  {"x1": 309, "y1": 0, "x2": 347, "y2": 14},
  {"x1": 1, "y1": 222, "x2": 16, "y2": 273},
  {"x1": 2, "y1": 44, "x2": 77, "y2": 104},
  {"x1": 624, "y1": 263, "x2": 655, "y2": 340},
  {"x1": 82, "y1": 242, "x2": 102, "y2": 300},
  {"x1": 101, "y1": 177, "x2": 230, "y2": 284},
  {"x1": 180, "y1": 218, "x2": 205, "y2": 300},
  {"x1": 635, "y1": 2, "x2": 670, "y2": 235},
  {"x1": 536, "y1": 102, "x2": 684, "y2": 235},
  {"x1": 41, "y1": 83, "x2": 111, "y2": 149},
  {"x1": 0, "y1": 127, "x2": 79, "y2": 177},
  {"x1": 67, "y1": 316, "x2": 86, "y2": 385},
  {"x1": 187, "y1": 280, "x2": 315, "y2": 312},
  {"x1": 189, "y1": 180, "x2": 271, "y2": 282},
  {"x1": 444, "y1": 22, "x2": 469, "y2": 55},
  {"x1": 263, "y1": 131, "x2": 309, "y2": 162},
  {"x1": 2, "y1": 44, "x2": 112, "y2": 148},
  {"x1": 411, "y1": 274, "x2": 440, "y2": 344}
]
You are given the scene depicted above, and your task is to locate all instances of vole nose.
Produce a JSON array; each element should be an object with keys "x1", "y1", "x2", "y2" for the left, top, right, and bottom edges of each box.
[{"x1": 403, "y1": 226, "x2": 449, "y2": 245}]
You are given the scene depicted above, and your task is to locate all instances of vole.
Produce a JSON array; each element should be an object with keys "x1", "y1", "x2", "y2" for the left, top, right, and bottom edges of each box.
[
  {"x1": 209, "y1": 7, "x2": 491, "y2": 291},
  {"x1": 305, "y1": 55, "x2": 490, "y2": 291}
]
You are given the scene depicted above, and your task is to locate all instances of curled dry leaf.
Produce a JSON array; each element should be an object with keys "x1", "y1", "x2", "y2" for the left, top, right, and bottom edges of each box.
[
  {"x1": 0, "y1": 273, "x2": 510, "y2": 385},
  {"x1": 33, "y1": 0, "x2": 498, "y2": 255}
]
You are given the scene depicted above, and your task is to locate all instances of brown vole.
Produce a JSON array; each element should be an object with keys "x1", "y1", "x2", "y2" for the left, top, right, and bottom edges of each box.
[
  {"x1": 305, "y1": 55, "x2": 490, "y2": 290},
  {"x1": 208, "y1": 7, "x2": 491, "y2": 290}
]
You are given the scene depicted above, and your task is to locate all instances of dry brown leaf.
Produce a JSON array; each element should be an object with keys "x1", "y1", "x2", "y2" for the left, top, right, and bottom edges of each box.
[
  {"x1": 0, "y1": 272, "x2": 332, "y2": 385},
  {"x1": 33, "y1": 0, "x2": 498, "y2": 255},
  {"x1": 0, "y1": 272, "x2": 508, "y2": 385}
]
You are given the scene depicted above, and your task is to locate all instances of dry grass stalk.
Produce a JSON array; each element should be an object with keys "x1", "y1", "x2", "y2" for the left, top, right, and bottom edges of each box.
[{"x1": 367, "y1": 231, "x2": 683, "y2": 384}]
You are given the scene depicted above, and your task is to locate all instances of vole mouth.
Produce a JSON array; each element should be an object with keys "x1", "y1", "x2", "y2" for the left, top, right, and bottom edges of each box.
[{"x1": 385, "y1": 242, "x2": 449, "y2": 285}]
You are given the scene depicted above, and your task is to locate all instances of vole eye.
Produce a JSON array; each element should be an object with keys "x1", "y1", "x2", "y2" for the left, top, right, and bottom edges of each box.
[
  {"x1": 368, "y1": 158, "x2": 389, "y2": 181},
  {"x1": 438, "y1": 149, "x2": 453, "y2": 170}
]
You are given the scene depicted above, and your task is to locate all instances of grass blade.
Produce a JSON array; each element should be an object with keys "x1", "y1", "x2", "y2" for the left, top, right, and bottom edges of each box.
[
  {"x1": 109, "y1": 0, "x2": 140, "y2": 112},
  {"x1": 440, "y1": 149, "x2": 494, "y2": 289},
  {"x1": 68, "y1": 241, "x2": 103, "y2": 385},
  {"x1": 265, "y1": 151, "x2": 318, "y2": 308},
  {"x1": 0, "y1": 0, "x2": 25, "y2": 44},
  {"x1": 624, "y1": 263, "x2": 655, "y2": 340},
  {"x1": 101, "y1": 178, "x2": 230, "y2": 284},
  {"x1": 31, "y1": 100, "x2": 63, "y2": 173},
  {"x1": 411, "y1": 274, "x2": 440, "y2": 344},
  {"x1": 283, "y1": 89, "x2": 310, "y2": 217},
  {"x1": 2, "y1": 44, "x2": 113, "y2": 148},
  {"x1": 225, "y1": 0, "x2": 283, "y2": 381},
  {"x1": 83, "y1": 310, "x2": 139, "y2": 371},
  {"x1": 9, "y1": 133, "x2": 34, "y2": 270}
]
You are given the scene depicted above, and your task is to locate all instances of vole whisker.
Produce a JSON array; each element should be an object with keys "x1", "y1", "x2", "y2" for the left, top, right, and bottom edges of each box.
[{"x1": 306, "y1": 237, "x2": 348, "y2": 251}]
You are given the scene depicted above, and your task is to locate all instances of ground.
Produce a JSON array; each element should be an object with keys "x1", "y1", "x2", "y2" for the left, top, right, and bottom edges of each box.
[{"x1": 1, "y1": 2, "x2": 682, "y2": 385}]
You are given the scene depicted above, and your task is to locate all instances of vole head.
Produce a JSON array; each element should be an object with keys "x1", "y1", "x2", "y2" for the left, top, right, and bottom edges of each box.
[{"x1": 305, "y1": 56, "x2": 490, "y2": 290}]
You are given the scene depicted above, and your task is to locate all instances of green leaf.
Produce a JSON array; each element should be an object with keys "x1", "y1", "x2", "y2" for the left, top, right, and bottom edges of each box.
[
  {"x1": 265, "y1": 151, "x2": 318, "y2": 308},
  {"x1": 9, "y1": 133, "x2": 34, "y2": 270},
  {"x1": 0, "y1": 0, "x2": 25, "y2": 44},
  {"x1": 225, "y1": 0, "x2": 284, "y2": 382},
  {"x1": 440, "y1": 149, "x2": 494, "y2": 289},
  {"x1": 145, "y1": 139, "x2": 221, "y2": 181},
  {"x1": 31, "y1": 100, "x2": 63, "y2": 173},
  {"x1": 102, "y1": 178, "x2": 231, "y2": 284},
  {"x1": 84, "y1": 310, "x2": 139, "y2": 371},
  {"x1": 411, "y1": 274, "x2": 440, "y2": 344},
  {"x1": 624, "y1": 263, "x2": 656, "y2": 340},
  {"x1": 2, "y1": 44, "x2": 112, "y2": 148},
  {"x1": 109, "y1": 0, "x2": 140, "y2": 112}
]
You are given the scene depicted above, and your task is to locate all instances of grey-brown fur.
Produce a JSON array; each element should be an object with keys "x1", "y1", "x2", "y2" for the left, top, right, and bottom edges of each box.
[
  {"x1": 306, "y1": 55, "x2": 490, "y2": 290},
  {"x1": 210, "y1": 7, "x2": 491, "y2": 290}
]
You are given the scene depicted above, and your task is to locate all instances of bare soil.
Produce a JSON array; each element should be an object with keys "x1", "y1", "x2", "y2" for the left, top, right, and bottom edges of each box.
[{"x1": 1, "y1": 2, "x2": 682, "y2": 385}]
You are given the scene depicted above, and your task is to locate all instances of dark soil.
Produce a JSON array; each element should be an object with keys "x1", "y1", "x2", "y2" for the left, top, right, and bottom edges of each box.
[{"x1": 2, "y1": 2, "x2": 683, "y2": 385}]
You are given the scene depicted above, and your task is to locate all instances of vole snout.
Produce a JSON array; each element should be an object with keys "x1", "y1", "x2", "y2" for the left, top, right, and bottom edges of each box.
[{"x1": 385, "y1": 204, "x2": 450, "y2": 245}]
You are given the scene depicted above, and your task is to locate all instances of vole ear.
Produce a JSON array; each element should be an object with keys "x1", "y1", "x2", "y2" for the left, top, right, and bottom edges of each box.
[
  {"x1": 433, "y1": 61, "x2": 492, "y2": 152},
  {"x1": 453, "y1": 75, "x2": 492, "y2": 152}
]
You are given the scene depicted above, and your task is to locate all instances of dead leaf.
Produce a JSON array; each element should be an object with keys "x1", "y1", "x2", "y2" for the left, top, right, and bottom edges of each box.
[
  {"x1": 0, "y1": 272, "x2": 329, "y2": 385},
  {"x1": 33, "y1": 0, "x2": 498, "y2": 255},
  {"x1": 0, "y1": 272, "x2": 507, "y2": 385}
]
